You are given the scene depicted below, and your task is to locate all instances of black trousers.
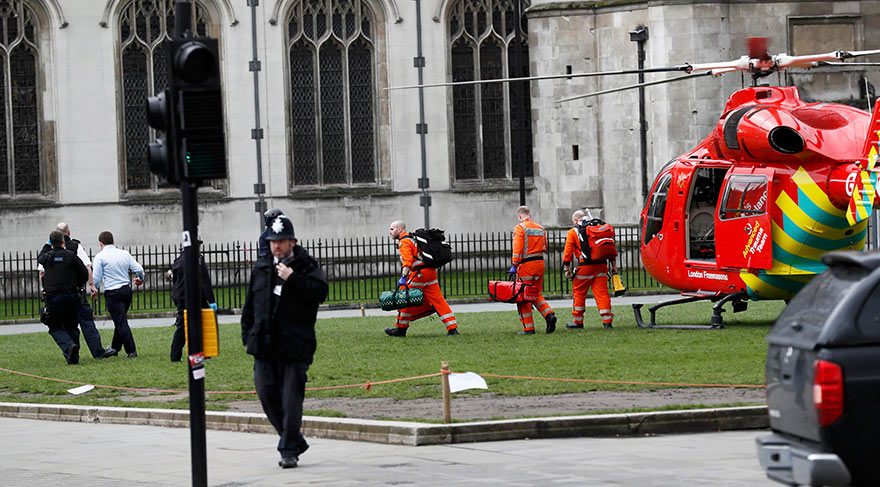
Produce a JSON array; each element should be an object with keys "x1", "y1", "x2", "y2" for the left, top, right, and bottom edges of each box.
[
  {"x1": 46, "y1": 293, "x2": 81, "y2": 361},
  {"x1": 105, "y1": 286, "x2": 136, "y2": 354},
  {"x1": 170, "y1": 305, "x2": 186, "y2": 362},
  {"x1": 78, "y1": 302, "x2": 107, "y2": 358},
  {"x1": 254, "y1": 359, "x2": 310, "y2": 456}
]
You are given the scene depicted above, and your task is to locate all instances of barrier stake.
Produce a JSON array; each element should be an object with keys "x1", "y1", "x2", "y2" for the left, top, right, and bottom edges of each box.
[
  {"x1": 360, "y1": 304, "x2": 366, "y2": 317},
  {"x1": 441, "y1": 361, "x2": 452, "y2": 423}
]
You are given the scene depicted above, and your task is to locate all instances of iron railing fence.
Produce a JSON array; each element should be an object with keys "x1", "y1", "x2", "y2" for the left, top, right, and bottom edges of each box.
[{"x1": 1, "y1": 219, "x2": 876, "y2": 320}]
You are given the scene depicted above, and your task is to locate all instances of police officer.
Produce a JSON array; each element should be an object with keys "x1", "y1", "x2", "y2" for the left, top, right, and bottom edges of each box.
[
  {"x1": 39, "y1": 223, "x2": 117, "y2": 359},
  {"x1": 168, "y1": 244, "x2": 217, "y2": 362},
  {"x1": 257, "y1": 208, "x2": 285, "y2": 258},
  {"x1": 241, "y1": 215, "x2": 328, "y2": 469},
  {"x1": 38, "y1": 231, "x2": 89, "y2": 364}
]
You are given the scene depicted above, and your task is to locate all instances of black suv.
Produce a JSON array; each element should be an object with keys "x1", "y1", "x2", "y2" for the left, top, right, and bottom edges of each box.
[{"x1": 757, "y1": 252, "x2": 880, "y2": 486}]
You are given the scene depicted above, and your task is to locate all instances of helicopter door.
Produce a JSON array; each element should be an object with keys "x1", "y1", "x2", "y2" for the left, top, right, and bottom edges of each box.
[
  {"x1": 687, "y1": 167, "x2": 729, "y2": 260},
  {"x1": 714, "y1": 169, "x2": 773, "y2": 270}
]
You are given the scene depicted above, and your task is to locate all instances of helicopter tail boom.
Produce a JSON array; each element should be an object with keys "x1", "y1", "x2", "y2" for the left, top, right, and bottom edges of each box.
[{"x1": 846, "y1": 100, "x2": 880, "y2": 225}]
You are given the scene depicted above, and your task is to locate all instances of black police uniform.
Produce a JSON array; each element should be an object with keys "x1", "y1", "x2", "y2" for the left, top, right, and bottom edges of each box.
[
  {"x1": 242, "y1": 216, "x2": 328, "y2": 466},
  {"x1": 169, "y1": 252, "x2": 216, "y2": 362},
  {"x1": 38, "y1": 246, "x2": 89, "y2": 364},
  {"x1": 39, "y1": 237, "x2": 114, "y2": 359}
]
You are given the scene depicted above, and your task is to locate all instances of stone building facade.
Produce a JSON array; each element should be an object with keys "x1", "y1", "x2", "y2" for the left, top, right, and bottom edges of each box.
[{"x1": 0, "y1": 0, "x2": 877, "y2": 251}]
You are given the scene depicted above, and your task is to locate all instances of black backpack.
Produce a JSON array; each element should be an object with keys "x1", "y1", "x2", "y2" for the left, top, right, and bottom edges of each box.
[{"x1": 407, "y1": 228, "x2": 453, "y2": 269}]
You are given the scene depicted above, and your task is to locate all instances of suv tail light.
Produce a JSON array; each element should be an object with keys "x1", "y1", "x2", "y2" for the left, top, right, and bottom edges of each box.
[{"x1": 813, "y1": 359, "x2": 844, "y2": 427}]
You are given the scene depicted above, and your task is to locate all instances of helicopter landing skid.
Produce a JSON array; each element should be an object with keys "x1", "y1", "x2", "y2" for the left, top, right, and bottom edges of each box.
[{"x1": 633, "y1": 292, "x2": 748, "y2": 330}]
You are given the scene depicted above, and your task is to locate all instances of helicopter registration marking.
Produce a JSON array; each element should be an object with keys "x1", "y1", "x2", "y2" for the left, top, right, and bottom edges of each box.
[
  {"x1": 687, "y1": 270, "x2": 728, "y2": 281},
  {"x1": 743, "y1": 221, "x2": 768, "y2": 258}
]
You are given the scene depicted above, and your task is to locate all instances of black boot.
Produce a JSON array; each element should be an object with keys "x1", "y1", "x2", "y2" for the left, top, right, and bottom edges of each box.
[
  {"x1": 278, "y1": 453, "x2": 298, "y2": 469},
  {"x1": 545, "y1": 313, "x2": 557, "y2": 334},
  {"x1": 65, "y1": 344, "x2": 80, "y2": 365},
  {"x1": 384, "y1": 327, "x2": 407, "y2": 337}
]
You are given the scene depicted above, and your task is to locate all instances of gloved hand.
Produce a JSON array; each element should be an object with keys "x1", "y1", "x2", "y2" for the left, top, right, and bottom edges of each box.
[
  {"x1": 208, "y1": 302, "x2": 218, "y2": 311},
  {"x1": 397, "y1": 276, "x2": 408, "y2": 286},
  {"x1": 508, "y1": 265, "x2": 517, "y2": 275}
]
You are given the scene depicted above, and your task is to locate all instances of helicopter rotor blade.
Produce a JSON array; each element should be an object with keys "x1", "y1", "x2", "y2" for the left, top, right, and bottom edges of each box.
[
  {"x1": 777, "y1": 49, "x2": 880, "y2": 69},
  {"x1": 555, "y1": 71, "x2": 714, "y2": 104},
  {"x1": 685, "y1": 56, "x2": 753, "y2": 74},
  {"x1": 820, "y1": 61, "x2": 880, "y2": 67},
  {"x1": 384, "y1": 65, "x2": 691, "y2": 91},
  {"x1": 841, "y1": 49, "x2": 880, "y2": 59}
]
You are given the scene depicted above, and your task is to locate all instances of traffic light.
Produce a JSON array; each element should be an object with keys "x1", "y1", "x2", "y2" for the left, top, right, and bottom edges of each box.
[
  {"x1": 171, "y1": 38, "x2": 227, "y2": 181},
  {"x1": 146, "y1": 87, "x2": 180, "y2": 185},
  {"x1": 146, "y1": 37, "x2": 226, "y2": 185}
]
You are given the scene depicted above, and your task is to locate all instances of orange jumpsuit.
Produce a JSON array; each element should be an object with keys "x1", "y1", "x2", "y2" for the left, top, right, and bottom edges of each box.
[
  {"x1": 512, "y1": 220, "x2": 554, "y2": 332},
  {"x1": 393, "y1": 232, "x2": 458, "y2": 332},
  {"x1": 563, "y1": 227, "x2": 613, "y2": 327}
]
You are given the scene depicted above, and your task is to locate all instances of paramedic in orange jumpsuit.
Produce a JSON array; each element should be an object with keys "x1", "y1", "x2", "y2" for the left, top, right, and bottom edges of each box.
[
  {"x1": 384, "y1": 220, "x2": 460, "y2": 337},
  {"x1": 562, "y1": 210, "x2": 614, "y2": 329},
  {"x1": 510, "y1": 206, "x2": 557, "y2": 334}
]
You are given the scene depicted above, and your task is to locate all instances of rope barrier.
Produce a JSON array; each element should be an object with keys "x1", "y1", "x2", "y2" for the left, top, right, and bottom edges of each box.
[
  {"x1": 0, "y1": 366, "x2": 762, "y2": 396},
  {"x1": 479, "y1": 373, "x2": 763, "y2": 389},
  {"x1": 0, "y1": 367, "x2": 444, "y2": 395}
]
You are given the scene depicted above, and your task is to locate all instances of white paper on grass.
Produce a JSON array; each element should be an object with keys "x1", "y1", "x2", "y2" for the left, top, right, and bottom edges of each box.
[
  {"x1": 67, "y1": 384, "x2": 95, "y2": 396},
  {"x1": 448, "y1": 372, "x2": 488, "y2": 393}
]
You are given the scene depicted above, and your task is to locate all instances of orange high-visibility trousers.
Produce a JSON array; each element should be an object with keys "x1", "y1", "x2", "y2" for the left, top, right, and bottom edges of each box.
[
  {"x1": 571, "y1": 263, "x2": 613, "y2": 326},
  {"x1": 394, "y1": 268, "x2": 457, "y2": 332},
  {"x1": 515, "y1": 260, "x2": 554, "y2": 332}
]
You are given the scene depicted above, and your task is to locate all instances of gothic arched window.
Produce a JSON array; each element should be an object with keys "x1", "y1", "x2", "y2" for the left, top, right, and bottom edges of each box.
[
  {"x1": 286, "y1": 0, "x2": 377, "y2": 186},
  {"x1": 118, "y1": 0, "x2": 213, "y2": 191},
  {"x1": 448, "y1": 0, "x2": 532, "y2": 181},
  {"x1": 0, "y1": 1, "x2": 43, "y2": 196}
]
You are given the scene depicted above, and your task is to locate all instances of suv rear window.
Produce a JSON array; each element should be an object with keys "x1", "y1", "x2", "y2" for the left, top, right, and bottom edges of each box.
[
  {"x1": 769, "y1": 264, "x2": 871, "y2": 347},
  {"x1": 855, "y1": 281, "x2": 880, "y2": 342}
]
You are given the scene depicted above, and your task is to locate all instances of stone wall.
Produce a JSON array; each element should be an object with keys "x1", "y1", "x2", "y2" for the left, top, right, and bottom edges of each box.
[
  {"x1": 1, "y1": 0, "x2": 879, "y2": 251},
  {"x1": 527, "y1": 0, "x2": 880, "y2": 224}
]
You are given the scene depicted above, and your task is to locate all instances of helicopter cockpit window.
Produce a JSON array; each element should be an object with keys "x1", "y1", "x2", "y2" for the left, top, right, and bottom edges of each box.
[
  {"x1": 644, "y1": 173, "x2": 672, "y2": 245},
  {"x1": 720, "y1": 176, "x2": 768, "y2": 220}
]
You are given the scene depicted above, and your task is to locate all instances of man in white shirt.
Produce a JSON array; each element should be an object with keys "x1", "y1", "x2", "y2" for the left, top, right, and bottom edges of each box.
[{"x1": 92, "y1": 231, "x2": 145, "y2": 358}]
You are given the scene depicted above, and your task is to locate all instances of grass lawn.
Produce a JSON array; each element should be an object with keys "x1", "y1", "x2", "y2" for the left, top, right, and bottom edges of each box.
[{"x1": 0, "y1": 300, "x2": 783, "y2": 412}]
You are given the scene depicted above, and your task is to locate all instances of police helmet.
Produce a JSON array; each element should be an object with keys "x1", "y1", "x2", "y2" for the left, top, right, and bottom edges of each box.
[
  {"x1": 264, "y1": 208, "x2": 284, "y2": 228},
  {"x1": 265, "y1": 215, "x2": 296, "y2": 241}
]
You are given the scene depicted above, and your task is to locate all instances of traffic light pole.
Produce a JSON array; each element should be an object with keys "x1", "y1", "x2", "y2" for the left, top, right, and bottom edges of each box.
[
  {"x1": 173, "y1": 2, "x2": 208, "y2": 486},
  {"x1": 181, "y1": 179, "x2": 208, "y2": 487}
]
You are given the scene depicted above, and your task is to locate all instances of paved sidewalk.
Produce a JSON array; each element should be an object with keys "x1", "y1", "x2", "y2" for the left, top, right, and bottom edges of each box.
[
  {"x1": 1, "y1": 417, "x2": 771, "y2": 486},
  {"x1": 0, "y1": 295, "x2": 673, "y2": 335}
]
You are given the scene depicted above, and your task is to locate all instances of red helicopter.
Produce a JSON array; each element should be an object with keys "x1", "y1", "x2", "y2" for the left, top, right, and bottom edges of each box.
[
  {"x1": 389, "y1": 38, "x2": 880, "y2": 328},
  {"x1": 632, "y1": 84, "x2": 879, "y2": 328}
]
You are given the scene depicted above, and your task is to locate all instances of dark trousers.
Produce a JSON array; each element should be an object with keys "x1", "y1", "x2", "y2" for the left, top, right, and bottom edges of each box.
[
  {"x1": 170, "y1": 306, "x2": 186, "y2": 362},
  {"x1": 46, "y1": 293, "x2": 81, "y2": 361},
  {"x1": 105, "y1": 286, "x2": 136, "y2": 354},
  {"x1": 254, "y1": 359, "x2": 310, "y2": 456},
  {"x1": 78, "y1": 302, "x2": 107, "y2": 358}
]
